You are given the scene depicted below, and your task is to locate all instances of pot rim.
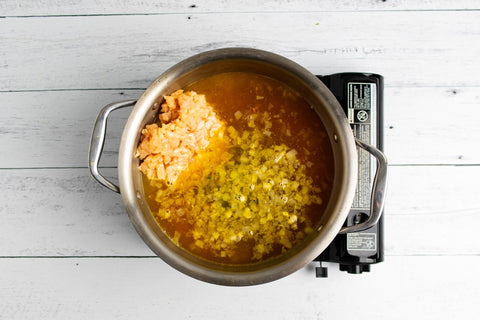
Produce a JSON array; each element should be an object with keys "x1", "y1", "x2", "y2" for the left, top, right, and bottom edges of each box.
[{"x1": 118, "y1": 47, "x2": 357, "y2": 286}]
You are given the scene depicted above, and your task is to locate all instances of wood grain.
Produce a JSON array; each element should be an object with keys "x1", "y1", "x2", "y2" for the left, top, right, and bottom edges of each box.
[
  {"x1": 1, "y1": 86, "x2": 478, "y2": 169},
  {"x1": 0, "y1": 90, "x2": 141, "y2": 169},
  {"x1": 1, "y1": 11, "x2": 479, "y2": 91},
  {"x1": 0, "y1": 166, "x2": 478, "y2": 256},
  {"x1": 1, "y1": 256, "x2": 478, "y2": 319},
  {"x1": 2, "y1": 0, "x2": 479, "y2": 16},
  {"x1": 0, "y1": 168, "x2": 152, "y2": 257},
  {"x1": 384, "y1": 86, "x2": 480, "y2": 165},
  {"x1": 2, "y1": 1, "x2": 480, "y2": 318},
  {"x1": 386, "y1": 166, "x2": 480, "y2": 255}
]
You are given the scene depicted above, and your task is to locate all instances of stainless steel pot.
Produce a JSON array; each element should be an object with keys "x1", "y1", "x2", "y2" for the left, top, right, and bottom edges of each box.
[{"x1": 88, "y1": 48, "x2": 387, "y2": 286}]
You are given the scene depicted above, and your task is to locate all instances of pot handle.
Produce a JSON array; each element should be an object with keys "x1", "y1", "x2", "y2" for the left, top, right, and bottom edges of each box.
[
  {"x1": 88, "y1": 100, "x2": 137, "y2": 193},
  {"x1": 339, "y1": 139, "x2": 388, "y2": 234}
]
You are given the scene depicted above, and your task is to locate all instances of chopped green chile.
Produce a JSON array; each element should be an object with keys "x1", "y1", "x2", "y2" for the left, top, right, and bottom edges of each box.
[{"x1": 142, "y1": 72, "x2": 334, "y2": 264}]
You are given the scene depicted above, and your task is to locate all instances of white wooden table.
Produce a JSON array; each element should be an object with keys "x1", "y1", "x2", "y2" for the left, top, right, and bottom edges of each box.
[{"x1": 1, "y1": 1, "x2": 479, "y2": 319}]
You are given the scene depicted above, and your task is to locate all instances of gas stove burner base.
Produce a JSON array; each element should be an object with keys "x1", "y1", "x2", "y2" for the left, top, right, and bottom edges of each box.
[{"x1": 314, "y1": 73, "x2": 384, "y2": 278}]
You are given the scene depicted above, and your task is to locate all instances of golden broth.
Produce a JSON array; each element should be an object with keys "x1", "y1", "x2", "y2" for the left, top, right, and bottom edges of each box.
[{"x1": 142, "y1": 72, "x2": 334, "y2": 264}]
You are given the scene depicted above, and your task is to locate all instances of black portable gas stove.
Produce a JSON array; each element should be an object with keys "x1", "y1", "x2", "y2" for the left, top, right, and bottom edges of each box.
[{"x1": 314, "y1": 73, "x2": 384, "y2": 277}]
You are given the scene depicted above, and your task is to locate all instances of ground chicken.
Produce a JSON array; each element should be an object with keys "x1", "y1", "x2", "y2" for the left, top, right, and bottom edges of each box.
[{"x1": 136, "y1": 90, "x2": 222, "y2": 184}]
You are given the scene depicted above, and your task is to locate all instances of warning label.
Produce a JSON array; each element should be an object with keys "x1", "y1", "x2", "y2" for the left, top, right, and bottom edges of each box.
[
  {"x1": 347, "y1": 232, "x2": 377, "y2": 252},
  {"x1": 347, "y1": 82, "x2": 376, "y2": 210}
]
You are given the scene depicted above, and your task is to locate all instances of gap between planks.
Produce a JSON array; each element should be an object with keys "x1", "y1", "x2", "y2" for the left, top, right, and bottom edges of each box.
[{"x1": 3, "y1": 8, "x2": 480, "y2": 19}]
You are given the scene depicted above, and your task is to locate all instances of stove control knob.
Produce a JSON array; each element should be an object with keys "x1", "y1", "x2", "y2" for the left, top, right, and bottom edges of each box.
[{"x1": 315, "y1": 265, "x2": 328, "y2": 278}]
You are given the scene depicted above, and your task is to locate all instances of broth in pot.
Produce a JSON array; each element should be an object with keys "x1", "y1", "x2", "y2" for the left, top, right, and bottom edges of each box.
[{"x1": 139, "y1": 72, "x2": 334, "y2": 264}]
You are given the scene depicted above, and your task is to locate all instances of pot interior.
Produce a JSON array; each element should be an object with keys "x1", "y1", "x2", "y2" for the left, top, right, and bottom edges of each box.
[{"x1": 119, "y1": 49, "x2": 357, "y2": 285}]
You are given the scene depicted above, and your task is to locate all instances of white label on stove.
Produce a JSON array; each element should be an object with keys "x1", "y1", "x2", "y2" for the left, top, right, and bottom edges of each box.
[
  {"x1": 347, "y1": 232, "x2": 377, "y2": 252},
  {"x1": 348, "y1": 82, "x2": 377, "y2": 210}
]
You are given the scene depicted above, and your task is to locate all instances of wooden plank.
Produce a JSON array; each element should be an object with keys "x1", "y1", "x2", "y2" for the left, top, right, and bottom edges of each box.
[
  {"x1": 384, "y1": 86, "x2": 480, "y2": 165},
  {"x1": 0, "y1": 168, "x2": 153, "y2": 257},
  {"x1": 1, "y1": 11, "x2": 479, "y2": 91},
  {"x1": 0, "y1": 90, "x2": 142, "y2": 169},
  {"x1": 0, "y1": 166, "x2": 478, "y2": 256},
  {"x1": 385, "y1": 166, "x2": 480, "y2": 255},
  {"x1": 1, "y1": 86, "x2": 479, "y2": 169},
  {"x1": 387, "y1": 166, "x2": 480, "y2": 217},
  {"x1": 0, "y1": 256, "x2": 478, "y2": 319},
  {"x1": 2, "y1": 0, "x2": 478, "y2": 16}
]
